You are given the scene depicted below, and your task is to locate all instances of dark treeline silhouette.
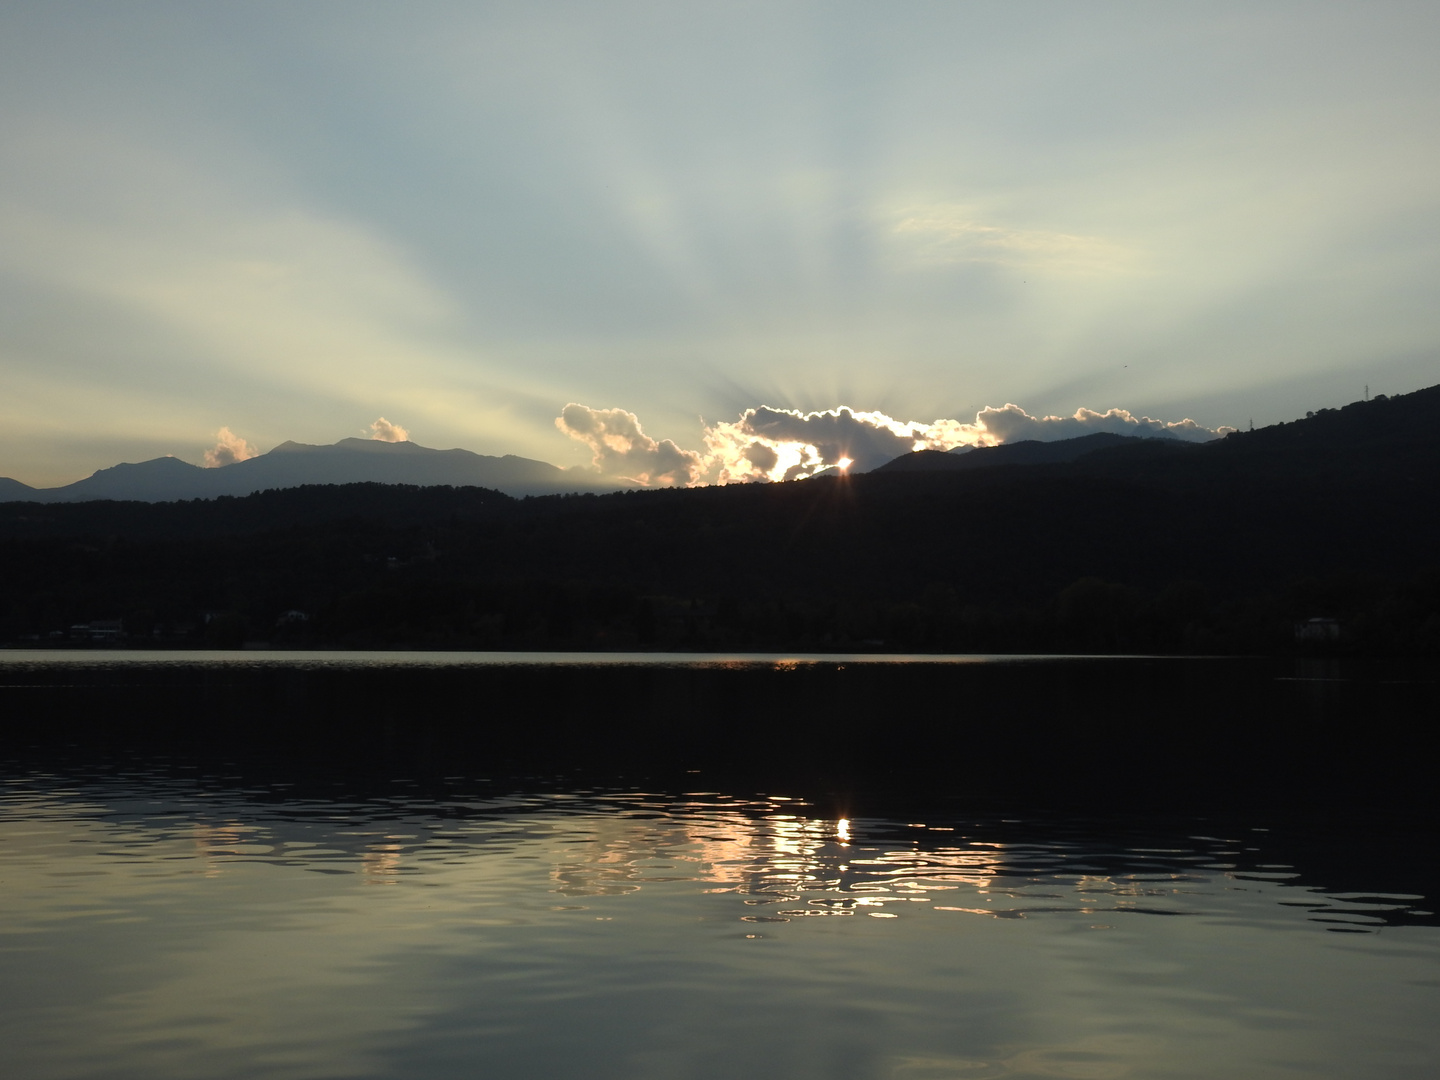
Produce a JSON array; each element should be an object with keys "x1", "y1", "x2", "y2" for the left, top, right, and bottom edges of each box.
[{"x1": 3, "y1": 385, "x2": 1439, "y2": 654}]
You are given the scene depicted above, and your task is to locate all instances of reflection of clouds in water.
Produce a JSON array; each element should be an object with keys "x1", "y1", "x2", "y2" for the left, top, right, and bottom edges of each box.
[
  {"x1": 192, "y1": 820, "x2": 272, "y2": 878},
  {"x1": 549, "y1": 806, "x2": 854, "y2": 906},
  {"x1": 362, "y1": 840, "x2": 405, "y2": 885},
  {"x1": 11, "y1": 783, "x2": 1423, "y2": 933},
  {"x1": 159, "y1": 791, "x2": 1412, "y2": 932},
  {"x1": 529, "y1": 800, "x2": 1416, "y2": 932},
  {"x1": 540, "y1": 801, "x2": 1233, "y2": 925}
]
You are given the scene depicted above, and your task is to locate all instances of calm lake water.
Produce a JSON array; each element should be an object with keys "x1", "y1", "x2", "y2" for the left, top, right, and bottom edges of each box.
[{"x1": 2, "y1": 652, "x2": 1438, "y2": 1079}]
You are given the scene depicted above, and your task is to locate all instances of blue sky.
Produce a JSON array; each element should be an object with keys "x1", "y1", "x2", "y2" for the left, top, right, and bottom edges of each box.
[{"x1": 3, "y1": 2, "x2": 1438, "y2": 485}]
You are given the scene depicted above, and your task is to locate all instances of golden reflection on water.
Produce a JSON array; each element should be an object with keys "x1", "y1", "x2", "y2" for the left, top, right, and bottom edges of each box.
[
  {"x1": 534, "y1": 800, "x2": 1243, "y2": 925},
  {"x1": 362, "y1": 841, "x2": 406, "y2": 884},
  {"x1": 549, "y1": 807, "x2": 887, "y2": 911},
  {"x1": 142, "y1": 792, "x2": 1404, "y2": 931},
  {"x1": 190, "y1": 821, "x2": 256, "y2": 877}
]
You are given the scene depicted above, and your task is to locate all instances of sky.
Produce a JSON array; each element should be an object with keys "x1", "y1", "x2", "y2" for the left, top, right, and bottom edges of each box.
[{"x1": 2, "y1": 1, "x2": 1438, "y2": 487}]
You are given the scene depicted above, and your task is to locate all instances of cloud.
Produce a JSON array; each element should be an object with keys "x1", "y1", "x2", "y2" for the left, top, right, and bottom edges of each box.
[
  {"x1": 704, "y1": 407, "x2": 947, "y2": 482},
  {"x1": 203, "y1": 426, "x2": 259, "y2": 468},
  {"x1": 556, "y1": 404, "x2": 705, "y2": 487},
  {"x1": 369, "y1": 417, "x2": 409, "y2": 442},
  {"x1": 968, "y1": 404, "x2": 1235, "y2": 444},
  {"x1": 560, "y1": 401, "x2": 1233, "y2": 486}
]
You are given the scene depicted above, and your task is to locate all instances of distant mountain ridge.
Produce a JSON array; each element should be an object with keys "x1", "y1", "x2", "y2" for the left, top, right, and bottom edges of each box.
[
  {"x1": 0, "y1": 429, "x2": 1190, "y2": 503},
  {"x1": 0, "y1": 476, "x2": 37, "y2": 500},
  {"x1": 875, "y1": 431, "x2": 1161, "y2": 473},
  {"x1": 0, "y1": 437, "x2": 623, "y2": 503}
]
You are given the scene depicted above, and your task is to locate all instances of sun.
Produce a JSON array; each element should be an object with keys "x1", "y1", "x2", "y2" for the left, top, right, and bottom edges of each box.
[{"x1": 836, "y1": 457, "x2": 853, "y2": 471}]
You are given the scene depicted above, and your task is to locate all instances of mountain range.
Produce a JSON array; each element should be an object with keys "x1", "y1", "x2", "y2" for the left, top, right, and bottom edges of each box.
[
  {"x1": 0, "y1": 437, "x2": 624, "y2": 502},
  {"x1": 3, "y1": 384, "x2": 1437, "y2": 655},
  {"x1": 3, "y1": 426, "x2": 1203, "y2": 504}
]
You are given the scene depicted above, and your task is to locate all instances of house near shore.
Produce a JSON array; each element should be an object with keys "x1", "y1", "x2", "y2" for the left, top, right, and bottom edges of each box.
[{"x1": 1295, "y1": 617, "x2": 1342, "y2": 643}]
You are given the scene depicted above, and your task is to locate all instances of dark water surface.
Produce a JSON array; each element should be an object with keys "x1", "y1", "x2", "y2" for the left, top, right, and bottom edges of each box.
[{"x1": 2, "y1": 652, "x2": 1438, "y2": 1079}]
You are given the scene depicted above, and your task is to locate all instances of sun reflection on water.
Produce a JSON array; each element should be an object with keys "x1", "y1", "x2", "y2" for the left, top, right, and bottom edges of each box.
[{"x1": 526, "y1": 796, "x2": 1305, "y2": 927}]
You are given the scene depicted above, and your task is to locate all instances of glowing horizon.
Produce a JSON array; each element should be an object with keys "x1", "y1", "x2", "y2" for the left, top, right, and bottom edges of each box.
[
  {"x1": 2, "y1": 5, "x2": 1437, "y2": 486},
  {"x1": 555, "y1": 399, "x2": 1233, "y2": 488}
]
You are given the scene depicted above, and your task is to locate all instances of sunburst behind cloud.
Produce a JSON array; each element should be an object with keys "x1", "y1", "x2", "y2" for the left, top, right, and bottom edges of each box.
[{"x1": 559, "y1": 402, "x2": 1233, "y2": 487}]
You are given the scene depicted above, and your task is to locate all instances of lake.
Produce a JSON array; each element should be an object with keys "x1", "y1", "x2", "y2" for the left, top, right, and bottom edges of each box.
[{"x1": 2, "y1": 652, "x2": 1437, "y2": 1079}]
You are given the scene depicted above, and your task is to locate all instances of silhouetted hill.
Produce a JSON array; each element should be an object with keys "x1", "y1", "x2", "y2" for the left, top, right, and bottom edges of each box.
[
  {"x1": 0, "y1": 438, "x2": 620, "y2": 502},
  {"x1": 877, "y1": 432, "x2": 1161, "y2": 473},
  {"x1": 1161, "y1": 387, "x2": 1440, "y2": 482},
  {"x1": 2, "y1": 386, "x2": 1437, "y2": 654}
]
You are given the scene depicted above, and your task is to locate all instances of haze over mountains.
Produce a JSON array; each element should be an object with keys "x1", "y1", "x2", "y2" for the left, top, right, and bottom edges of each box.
[
  {"x1": 1, "y1": 411, "x2": 1219, "y2": 504},
  {"x1": 0, "y1": 426, "x2": 1179, "y2": 503},
  {"x1": 0, "y1": 437, "x2": 623, "y2": 502}
]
